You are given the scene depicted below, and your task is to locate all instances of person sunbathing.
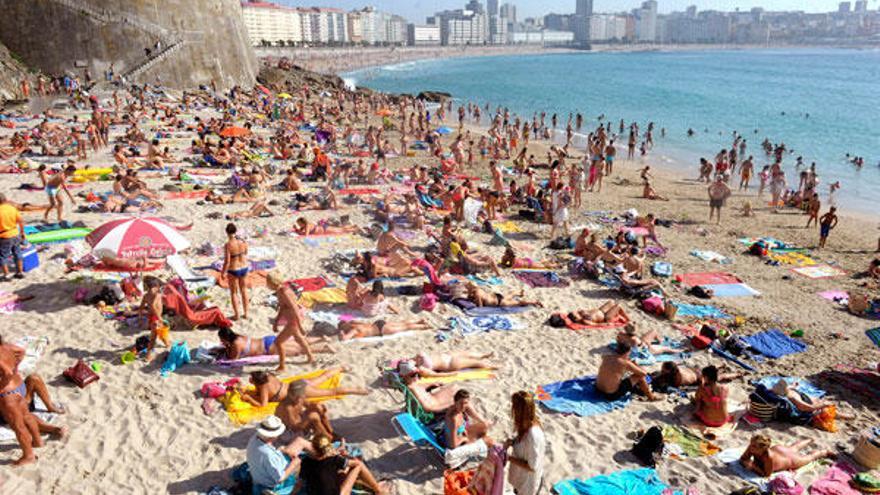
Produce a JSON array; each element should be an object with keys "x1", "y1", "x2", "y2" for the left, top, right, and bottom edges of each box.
[
  {"x1": 352, "y1": 251, "x2": 421, "y2": 279},
  {"x1": 740, "y1": 434, "x2": 834, "y2": 477},
  {"x1": 345, "y1": 279, "x2": 398, "y2": 316},
  {"x1": 564, "y1": 300, "x2": 628, "y2": 324},
  {"x1": 769, "y1": 380, "x2": 853, "y2": 420},
  {"x1": 618, "y1": 267, "x2": 667, "y2": 296},
  {"x1": 596, "y1": 343, "x2": 658, "y2": 401},
  {"x1": 294, "y1": 217, "x2": 358, "y2": 236},
  {"x1": 499, "y1": 246, "x2": 560, "y2": 270},
  {"x1": 217, "y1": 328, "x2": 332, "y2": 361},
  {"x1": 337, "y1": 318, "x2": 431, "y2": 341},
  {"x1": 398, "y1": 362, "x2": 461, "y2": 413},
  {"x1": 295, "y1": 188, "x2": 337, "y2": 211},
  {"x1": 274, "y1": 380, "x2": 336, "y2": 440},
  {"x1": 464, "y1": 281, "x2": 543, "y2": 308},
  {"x1": 656, "y1": 362, "x2": 741, "y2": 388},
  {"x1": 450, "y1": 242, "x2": 501, "y2": 276},
  {"x1": 239, "y1": 369, "x2": 369, "y2": 408},
  {"x1": 694, "y1": 366, "x2": 732, "y2": 427},
  {"x1": 204, "y1": 189, "x2": 257, "y2": 204},
  {"x1": 376, "y1": 223, "x2": 416, "y2": 257},
  {"x1": 616, "y1": 323, "x2": 678, "y2": 355},
  {"x1": 407, "y1": 350, "x2": 499, "y2": 373},
  {"x1": 227, "y1": 201, "x2": 274, "y2": 219}
]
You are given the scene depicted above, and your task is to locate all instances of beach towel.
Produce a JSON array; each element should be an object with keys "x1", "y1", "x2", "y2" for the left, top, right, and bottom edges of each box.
[
  {"x1": 166, "y1": 255, "x2": 215, "y2": 291},
  {"x1": 717, "y1": 447, "x2": 821, "y2": 491},
  {"x1": 553, "y1": 468, "x2": 668, "y2": 495},
  {"x1": 792, "y1": 265, "x2": 847, "y2": 279},
  {"x1": 513, "y1": 270, "x2": 569, "y2": 288},
  {"x1": 536, "y1": 375, "x2": 631, "y2": 417},
  {"x1": 0, "y1": 398, "x2": 57, "y2": 444},
  {"x1": 622, "y1": 226, "x2": 650, "y2": 237},
  {"x1": 288, "y1": 276, "x2": 331, "y2": 292},
  {"x1": 162, "y1": 284, "x2": 232, "y2": 329},
  {"x1": 710, "y1": 343, "x2": 758, "y2": 372},
  {"x1": 462, "y1": 305, "x2": 532, "y2": 317},
  {"x1": 691, "y1": 250, "x2": 733, "y2": 265},
  {"x1": 339, "y1": 331, "x2": 420, "y2": 345},
  {"x1": 866, "y1": 328, "x2": 880, "y2": 349},
  {"x1": 672, "y1": 303, "x2": 731, "y2": 319},
  {"x1": 494, "y1": 221, "x2": 523, "y2": 233},
  {"x1": 676, "y1": 272, "x2": 742, "y2": 287},
  {"x1": 652, "y1": 261, "x2": 672, "y2": 277},
  {"x1": 662, "y1": 425, "x2": 720, "y2": 458},
  {"x1": 810, "y1": 462, "x2": 861, "y2": 495},
  {"x1": 769, "y1": 252, "x2": 815, "y2": 266},
  {"x1": 338, "y1": 187, "x2": 381, "y2": 195},
  {"x1": 703, "y1": 283, "x2": 761, "y2": 298},
  {"x1": 754, "y1": 376, "x2": 826, "y2": 399},
  {"x1": 818, "y1": 364, "x2": 880, "y2": 402},
  {"x1": 680, "y1": 409, "x2": 743, "y2": 440},
  {"x1": 464, "y1": 274, "x2": 503, "y2": 286},
  {"x1": 818, "y1": 290, "x2": 849, "y2": 303},
  {"x1": 448, "y1": 315, "x2": 524, "y2": 337},
  {"x1": 743, "y1": 329, "x2": 807, "y2": 359},
  {"x1": 297, "y1": 287, "x2": 347, "y2": 308},
  {"x1": 205, "y1": 269, "x2": 268, "y2": 289},
  {"x1": 219, "y1": 370, "x2": 345, "y2": 426},
  {"x1": 14, "y1": 335, "x2": 49, "y2": 375},
  {"x1": 165, "y1": 189, "x2": 209, "y2": 200},
  {"x1": 89, "y1": 261, "x2": 164, "y2": 273}
]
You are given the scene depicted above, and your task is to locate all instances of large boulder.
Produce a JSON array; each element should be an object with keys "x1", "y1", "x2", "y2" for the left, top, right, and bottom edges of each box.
[{"x1": 417, "y1": 91, "x2": 452, "y2": 102}]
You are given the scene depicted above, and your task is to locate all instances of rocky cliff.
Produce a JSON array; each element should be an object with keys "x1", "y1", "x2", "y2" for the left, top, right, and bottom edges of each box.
[
  {"x1": 0, "y1": 43, "x2": 34, "y2": 105},
  {"x1": 0, "y1": 0, "x2": 257, "y2": 90}
]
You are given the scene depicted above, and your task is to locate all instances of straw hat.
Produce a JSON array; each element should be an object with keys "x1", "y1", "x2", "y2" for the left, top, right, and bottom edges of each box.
[{"x1": 256, "y1": 416, "x2": 285, "y2": 439}]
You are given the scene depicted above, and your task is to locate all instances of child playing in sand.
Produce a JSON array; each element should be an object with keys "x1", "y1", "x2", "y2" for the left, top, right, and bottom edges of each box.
[{"x1": 140, "y1": 276, "x2": 169, "y2": 362}]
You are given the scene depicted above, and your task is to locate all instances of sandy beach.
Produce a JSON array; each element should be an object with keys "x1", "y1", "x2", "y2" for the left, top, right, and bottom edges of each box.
[{"x1": 0, "y1": 69, "x2": 879, "y2": 495}]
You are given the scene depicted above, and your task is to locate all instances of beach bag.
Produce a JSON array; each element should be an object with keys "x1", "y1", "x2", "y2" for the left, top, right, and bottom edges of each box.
[
  {"x1": 699, "y1": 324, "x2": 719, "y2": 340},
  {"x1": 419, "y1": 293, "x2": 438, "y2": 312},
  {"x1": 768, "y1": 472, "x2": 804, "y2": 495},
  {"x1": 642, "y1": 296, "x2": 665, "y2": 316},
  {"x1": 444, "y1": 469, "x2": 475, "y2": 495},
  {"x1": 63, "y1": 359, "x2": 100, "y2": 388},
  {"x1": 748, "y1": 398, "x2": 778, "y2": 422},
  {"x1": 548, "y1": 314, "x2": 566, "y2": 328},
  {"x1": 632, "y1": 426, "x2": 664, "y2": 467},
  {"x1": 468, "y1": 445, "x2": 506, "y2": 495}
]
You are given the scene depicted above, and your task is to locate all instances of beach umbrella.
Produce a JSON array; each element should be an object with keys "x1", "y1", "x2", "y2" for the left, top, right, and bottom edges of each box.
[
  {"x1": 256, "y1": 85, "x2": 270, "y2": 95},
  {"x1": 278, "y1": 93, "x2": 293, "y2": 99},
  {"x1": 375, "y1": 108, "x2": 393, "y2": 117},
  {"x1": 220, "y1": 126, "x2": 250, "y2": 138},
  {"x1": 86, "y1": 217, "x2": 190, "y2": 259}
]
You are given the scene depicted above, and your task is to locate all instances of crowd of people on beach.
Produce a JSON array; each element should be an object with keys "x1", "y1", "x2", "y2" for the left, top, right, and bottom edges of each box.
[{"x1": 0, "y1": 56, "x2": 878, "y2": 494}]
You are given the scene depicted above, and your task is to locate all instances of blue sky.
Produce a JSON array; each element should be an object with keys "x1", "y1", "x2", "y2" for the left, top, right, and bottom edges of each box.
[{"x1": 276, "y1": 1, "x2": 858, "y2": 22}]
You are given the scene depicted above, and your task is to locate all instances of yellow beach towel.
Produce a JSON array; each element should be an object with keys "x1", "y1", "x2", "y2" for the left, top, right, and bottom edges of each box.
[
  {"x1": 495, "y1": 221, "x2": 523, "y2": 233},
  {"x1": 420, "y1": 368, "x2": 496, "y2": 385},
  {"x1": 220, "y1": 369, "x2": 344, "y2": 426},
  {"x1": 769, "y1": 251, "x2": 815, "y2": 266},
  {"x1": 298, "y1": 287, "x2": 347, "y2": 308}
]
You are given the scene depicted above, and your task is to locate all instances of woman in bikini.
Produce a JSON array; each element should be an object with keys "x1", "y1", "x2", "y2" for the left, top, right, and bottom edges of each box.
[
  {"x1": 566, "y1": 300, "x2": 628, "y2": 324},
  {"x1": 352, "y1": 251, "x2": 421, "y2": 279},
  {"x1": 464, "y1": 282, "x2": 543, "y2": 308},
  {"x1": 294, "y1": 217, "x2": 358, "y2": 236},
  {"x1": 337, "y1": 318, "x2": 432, "y2": 341},
  {"x1": 221, "y1": 223, "x2": 249, "y2": 321},
  {"x1": 407, "y1": 350, "x2": 498, "y2": 373},
  {"x1": 238, "y1": 368, "x2": 369, "y2": 408},
  {"x1": 217, "y1": 328, "x2": 333, "y2": 361},
  {"x1": 740, "y1": 434, "x2": 834, "y2": 477},
  {"x1": 694, "y1": 366, "x2": 731, "y2": 427}
]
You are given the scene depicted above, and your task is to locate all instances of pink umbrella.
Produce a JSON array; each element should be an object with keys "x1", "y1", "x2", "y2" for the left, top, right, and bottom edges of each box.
[{"x1": 86, "y1": 217, "x2": 190, "y2": 259}]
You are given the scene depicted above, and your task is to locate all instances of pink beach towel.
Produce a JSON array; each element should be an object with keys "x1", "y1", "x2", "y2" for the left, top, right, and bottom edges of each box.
[
  {"x1": 809, "y1": 462, "x2": 860, "y2": 495},
  {"x1": 675, "y1": 272, "x2": 743, "y2": 286}
]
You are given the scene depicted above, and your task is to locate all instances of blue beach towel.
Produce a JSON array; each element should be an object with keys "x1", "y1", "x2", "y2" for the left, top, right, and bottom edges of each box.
[
  {"x1": 553, "y1": 468, "x2": 668, "y2": 495},
  {"x1": 754, "y1": 376, "x2": 826, "y2": 399},
  {"x1": 463, "y1": 305, "x2": 532, "y2": 317},
  {"x1": 703, "y1": 283, "x2": 761, "y2": 297},
  {"x1": 537, "y1": 376, "x2": 631, "y2": 417},
  {"x1": 672, "y1": 303, "x2": 731, "y2": 319},
  {"x1": 160, "y1": 341, "x2": 191, "y2": 377},
  {"x1": 651, "y1": 261, "x2": 672, "y2": 277},
  {"x1": 743, "y1": 329, "x2": 807, "y2": 359},
  {"x1": 866, "y1": 327, "x2": 880, "y2": 349},
  {"x1": 448, "y1": 315, "x2": 523, "y2": 336}
]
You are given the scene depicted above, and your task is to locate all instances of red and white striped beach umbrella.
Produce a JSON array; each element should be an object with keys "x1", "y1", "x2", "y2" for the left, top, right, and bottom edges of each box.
[{"x1": 86, "y1": 217, "x2": 190, "y2": 259}]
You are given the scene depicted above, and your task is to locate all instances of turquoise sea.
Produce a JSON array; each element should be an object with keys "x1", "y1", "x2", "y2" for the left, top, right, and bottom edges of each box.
[{"x1": 343, "y1": 49, "x2": 880, "y2": 213}]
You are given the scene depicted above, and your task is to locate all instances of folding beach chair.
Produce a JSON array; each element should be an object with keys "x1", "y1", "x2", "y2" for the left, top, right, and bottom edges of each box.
[{"x1": 391, "y1": 412, "x2": 445, "y2": 459}]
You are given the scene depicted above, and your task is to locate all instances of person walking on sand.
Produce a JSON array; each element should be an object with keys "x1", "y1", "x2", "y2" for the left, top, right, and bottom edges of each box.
[
  {"x1": 222, "y1": 223, "x2": 249, "y2": 321},
  {"x1": 267, "y1": 272, "x2": 314, "y2": 370},
  {"x1": 0, "y1": 194, "x2": 26, "y2": 282},
  {"x1": 43, "y1": 165, "x2": 77, "y2": 223},
  {"x1": 708, "y1": 177, "x2": 731, "y2": 224},
  {"x1": 818, "y1": 207, "x2": 839, "y2": 249}
]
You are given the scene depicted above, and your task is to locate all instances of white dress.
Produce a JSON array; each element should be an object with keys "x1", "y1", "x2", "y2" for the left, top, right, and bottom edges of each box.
[{"x1": 508, "y1": 425, "x2": 545, "y2": 495}]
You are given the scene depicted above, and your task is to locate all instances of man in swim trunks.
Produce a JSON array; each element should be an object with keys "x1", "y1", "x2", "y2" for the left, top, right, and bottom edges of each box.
[
  {"x1": 708, "y1": 176, "x2": 731, "y2": 224},
  {"x1": 596, "y1": 343, "x2": 657, "y2": 401},
  {"x1": 818, "y1": 206, "x2": 838, "y2": 249}
]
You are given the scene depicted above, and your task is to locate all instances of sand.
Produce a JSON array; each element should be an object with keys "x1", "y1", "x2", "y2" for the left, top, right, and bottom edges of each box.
[{"x1": 0, "y1": 85, "x2": 879, "y2": 495}]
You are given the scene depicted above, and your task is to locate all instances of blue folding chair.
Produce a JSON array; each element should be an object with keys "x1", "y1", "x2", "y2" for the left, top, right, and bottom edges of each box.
[{"x1": 391, "y1": 412, "x2": 445, "y2": 460}]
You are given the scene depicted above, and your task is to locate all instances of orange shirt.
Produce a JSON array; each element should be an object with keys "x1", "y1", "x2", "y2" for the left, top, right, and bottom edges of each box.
[{"x1": 0, "y1": 203, "x2": 22, "y2": 239}]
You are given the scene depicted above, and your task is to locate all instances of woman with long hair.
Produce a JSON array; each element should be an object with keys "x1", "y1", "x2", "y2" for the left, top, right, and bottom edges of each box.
[{"x1": 506, "y1": 391, "x2": 546, "y2": 495}]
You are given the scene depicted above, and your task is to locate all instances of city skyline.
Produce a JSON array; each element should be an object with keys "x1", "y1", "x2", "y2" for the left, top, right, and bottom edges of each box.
[{"x1": 275, "y1": 0, "x2": 863, "y2": 23}]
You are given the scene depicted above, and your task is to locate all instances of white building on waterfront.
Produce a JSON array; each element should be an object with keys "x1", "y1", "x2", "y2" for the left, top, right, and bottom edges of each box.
[
  {"x1": 408, "y1": 24, "x2": 442, "y2": 45},
  {"x1": 590, "y1": 14, "x2": 628, "y2": 41},
  {"x1": 240, "y1": 1, "x2": 304, "y2": 46},
  {"x1": 634, "y1": 0, "x2": 659, "y2": 42},
  {"x1": 431, "y1": 7, "x2": 489, "y2": 45}
]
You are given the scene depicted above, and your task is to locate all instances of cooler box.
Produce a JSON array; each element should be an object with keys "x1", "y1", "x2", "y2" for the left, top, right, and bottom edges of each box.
[{"x1": 20, "y1": 245, "x2": 39, "y2": 272}]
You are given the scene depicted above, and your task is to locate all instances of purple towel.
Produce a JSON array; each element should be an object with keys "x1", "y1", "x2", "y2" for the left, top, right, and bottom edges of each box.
[{"x1": 514, "y1": 271, "x2": 569, "y2": 288}]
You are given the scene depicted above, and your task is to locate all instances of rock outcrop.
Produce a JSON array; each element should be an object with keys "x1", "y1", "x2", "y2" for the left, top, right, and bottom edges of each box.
[
  {"x1": 0, "y1": 43, "x2": 34, "y2": 105},
  {"x1": 0, "y1": 0, "x2": 257, "y2": 90}
]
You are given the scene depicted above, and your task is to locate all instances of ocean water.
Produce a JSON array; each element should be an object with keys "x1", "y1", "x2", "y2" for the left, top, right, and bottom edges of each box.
[{"x1": 343, "y1": 49, "x2": 880, "y2": 213}]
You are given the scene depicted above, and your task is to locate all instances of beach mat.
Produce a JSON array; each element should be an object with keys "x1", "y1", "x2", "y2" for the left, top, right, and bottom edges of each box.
[
  {"x1": 340, "y1": 331, "x2": 422, "y2": 345},
  {"x1": 448, "y1": 315, "x2": 524, "y2": 336},
  {"x1": 818, "y1": 290, "x2": 849, "y2": 302},
  {"x1": 513, "y1": 270, "x2": 569, "y2": 288},
  {"x1": 866, "y1": 328, "x2": 880, "y2": 349},
  {"x1": 0, "y1": 398, "x2": 57, "y2": 443},
  {"x1": 702, "y1": 283, "x2": 761, "y2": 298},
  {"x1": 675, "y1": 272, "x2": 742, "y2": 286},
  {"x1": 672, "y1": 303, "x2": 731, "y2": 319},
  {"x1": 462, "y1": 305, "x2": 532, "y2": 317},
  {"x1": 219, "y1": 369, "x2": 345, "y2": 426},
  {"x1": 662, "y1": 425, "x2": 720, "y2": 458},
  {"x1": 792, "y1": 264, "x2": 847, "y2": 279},
  {"x1": 15, "y1": 335, "x2": 49, "y2": 375},
  {"x1": 742, "y1": 329, "x2": 806, "y2": 359},
  {"x1": 754, "y1": 376, "x2": 826, "y2": 399},
  {"x1": 553, "y1": 468, "x2": 668, "y2": 495},
  {"x1": 536, "y1": 375, "x2": 630, "y2": 417},
  {"x1": 165, "y1": 190, "x2": 209, "y2": 200},
  {"x1": 297, "y1": 287, "x2": 347, "y2": 308},
  {"x1": 716, "y1": 447, "x2": 821, "y2": 490}
]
